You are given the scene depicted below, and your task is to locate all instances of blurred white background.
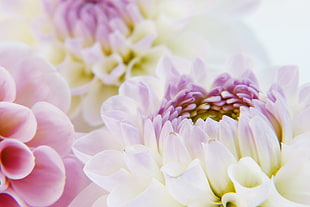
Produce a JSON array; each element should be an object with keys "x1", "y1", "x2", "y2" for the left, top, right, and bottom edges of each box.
[{"x1": 245, "y1": 0, "x2": 310, "y2": 84}]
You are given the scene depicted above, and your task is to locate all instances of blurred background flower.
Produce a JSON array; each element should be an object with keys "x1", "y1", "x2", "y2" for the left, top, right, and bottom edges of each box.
[
  {"x1": 73, "y1": 56, "x2": 310, "y2": 206},
  {"x1": 0, "y1": 42, "x2": 89, "y2": 207},
  {"x1": 0, "y1": 0, "x2": 268, "y2": 131}
]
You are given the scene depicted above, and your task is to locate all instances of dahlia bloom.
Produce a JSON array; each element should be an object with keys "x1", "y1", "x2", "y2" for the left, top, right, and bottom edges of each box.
[
  {"x1": 73, "y1": 55, "x2": 310, "y2": 206},
  {"x1": 0, "y1": 42, "x2": 88, "y2": 206},
  {"x1": 0, "y1": 0, "x2": 265, "y2": 129}
]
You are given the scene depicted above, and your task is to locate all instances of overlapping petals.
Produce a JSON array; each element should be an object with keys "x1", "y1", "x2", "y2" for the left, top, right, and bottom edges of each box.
[
  {"x1": 74, "y1": 55, "x2": 310, "y2": 206},
  {"x1": 0, "y1": 43, "x2": 88, "y2": 207},
  {"x1": 0, "y1": 0, "x2": 267, "y2": 130}
]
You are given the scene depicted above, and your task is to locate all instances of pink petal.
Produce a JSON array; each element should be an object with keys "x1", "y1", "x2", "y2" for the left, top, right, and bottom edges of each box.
[
  {"x1": 0, "y1": 42, "x2": 70, "y2": 112},
  {"x1": 11, "y1": 146, "x2": 65, "y2": 206},
  {"x1": 0, "y1": 66, "x2": 16, "y2": 102},
  {"x1": 0, "y1": 139, "x2": 35, "y2": 179},
  {"x1": 0, "y1": 192, "x2": 24, "y2": 207},
  {"x1": 49, "y1": 155, "x2": 90, "y2": 207},
  {"x1": 0, "y1": 102, "x2": 37, "y2": 142},
  {"x1": 11, "y1": 55, "x2": 71, "y2": 113},
  {"x1": 68, "y1": 184, "x2": 107, "y2": 207},
  {"x1": 26, "y1": 102, "x2": 75, "y2": 157},
  {"x1": 0, "y1": 42, "x2": 32, "y2": 71}
]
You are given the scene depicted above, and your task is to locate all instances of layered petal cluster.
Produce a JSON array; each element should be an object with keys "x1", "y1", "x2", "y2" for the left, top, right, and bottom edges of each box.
[
  {"x1": 0, "y1": 42, "x2": 89, "y2": 207},
  {"x1": 73, "y1": 56, "x2": 310, "y2": 206},
  {"x1": 0, "y1": 0, "x2": 265, "y2": 129}
]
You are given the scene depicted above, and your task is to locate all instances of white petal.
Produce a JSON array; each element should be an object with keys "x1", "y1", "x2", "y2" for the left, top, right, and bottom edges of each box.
[
  {"x1": 124, "y1": 145, "x2": 162, "y2": 181},
  {"x1": 162, "y1": 159, "x2": 217, "y2": 206},
  {"x1": 82, "y1": 80, "x2": 118, "y2": 126},
  {"x1": 162, "y1": 132, "x2": 192, "y2": 165},
  {"x1": 221, "y1": 193, "x2": 248, "y2": 207},
  {"x1": 274, "y1": 158, "x2": 310, "y2": 205},
  {"x1": 73, "y1": 128, "x2": 122, "y2": 164},
  {"x1": 275, "y1": 66, "x2": 299, "y2": 101},
  {"x1": 228, "y1": 157, "x2": 271, "y2": 207},
  {"x1": 84, "y1": 150, "x2": 131, "y2": 192},
  {"x1": 203, "y1": 140, "x2": 236, "y2": 196},
  {"x1": 107, "y1": 179, "x2": 182, "y2": 207}
]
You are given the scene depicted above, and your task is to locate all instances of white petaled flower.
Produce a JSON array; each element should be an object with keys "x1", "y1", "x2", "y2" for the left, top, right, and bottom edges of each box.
[
  {"x1": 72, "y1": 55, "x2": 310, "y2": 207},
  {"x1": 0, "y1": 0, "x2": 265, "y2": 130}
]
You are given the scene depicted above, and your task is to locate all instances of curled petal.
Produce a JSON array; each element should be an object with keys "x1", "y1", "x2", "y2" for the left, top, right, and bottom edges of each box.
[
  {"x1": 262, "y1": 180, "x2": 309, "y2": 207},
  {"x1": 0, "y1": 102, "x2": 37, "y2": 141},
  {"x1": 0, "y1": 66, "x2": 16, "y2": 102},
  {"x1": 221, "y1": 193, "x2": 247, "y2": 207},
  {"x1": 228, "y1": 157, "x2": 271, "y2": 207},
  {"x1": 27, "y1": 102, "x2": 75, "y2": 157},
  {"x1": 0, "y1": 139, "x2": 35, "y2": 179},
  {"x1": 11, "y1": 146, "x2": 66, "y2": 207},
  {"x1": 0, "y1": 190, "x2": 27, "y2": 207}
]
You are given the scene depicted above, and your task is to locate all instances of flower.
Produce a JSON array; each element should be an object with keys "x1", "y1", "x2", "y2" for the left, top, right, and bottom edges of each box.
[
  {"x1": 73, "y1": 55, "x2": 310, "y2": 206},
  {"x1": 0, "y1": 42, "x2": 89, "y2": 206},
  {"x1": 0, "y1": 0, "x2": 266, "y2": 130}
]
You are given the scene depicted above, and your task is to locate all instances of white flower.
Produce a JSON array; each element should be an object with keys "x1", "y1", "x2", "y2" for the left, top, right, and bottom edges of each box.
[
  {"x1": 0, "y1": 0, "x2": 266, "y2": 130},
  {"x1": 72, "y1": 56, "x2": 310, "y2": 206}
]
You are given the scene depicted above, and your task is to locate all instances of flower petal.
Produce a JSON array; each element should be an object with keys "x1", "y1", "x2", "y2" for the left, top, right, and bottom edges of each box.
[
  {"x1": 0, "y1": 102, "x2": 37, "y2": 142},
  {"x1": 274, "y1": 158, "x2": 310, "y2": 205},
  {"x1": 82, "y1": 80, "x2": 118, "y2": 126},
  {"x1": 84, "y1": 150, "x2": 131, "y2": 192},
  {"x1": 0, "y1": 191, "x2": 26, "y2": 207},
  {"x1": 0, "y1": 42, "x2": 71, "y2": 112},
  {"x1": 11, "y1": 146, "x2": 65, "y2": 206},
  {"x1": 107, "y1": 179, "x2": 182, "y2": 207},
  {"x1": 68, "y1": 183, "x2": 106, "y2": 207},
  {"x1": 203, "y1": 140, "x2": 236, "y2": 197},
  {"x1": 0, "y1": 139, "x2": 35, "y2": 179},
  {"x1": 73, "y1": 128, "x2": 121, "y2": 164},
  {"x1": 162, "y1": 159, "x2": 217, "y2": 206},
  {"x1": 49, "y1": 155, "x2": 90, "y2": 207},
  {"x1": 228, "y1": 157, "x2": 271, "y2": 207},
  {"x1": 26, "y1": 102, "x2": 75, "y2": 157},
  {"x1": 0, "y1": 66, "x2": 16, "y2": 102}
]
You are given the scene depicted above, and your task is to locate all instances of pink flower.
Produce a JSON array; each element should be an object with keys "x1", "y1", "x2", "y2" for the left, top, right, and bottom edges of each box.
[
  {"x1": 73, "y1": 55, "x2": 310, "y2": 206},
  {"x1": 0, "y1": 42, "x2": 89, "y2": 206}
]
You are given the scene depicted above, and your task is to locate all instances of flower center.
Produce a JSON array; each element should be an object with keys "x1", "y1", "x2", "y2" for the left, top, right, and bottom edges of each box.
[
  {"x1": 50, "y1": 0, "x2": 134, "y2": 47},
  {"x1": 157, "y1": 73, "x2": 260, "y2": 123}
]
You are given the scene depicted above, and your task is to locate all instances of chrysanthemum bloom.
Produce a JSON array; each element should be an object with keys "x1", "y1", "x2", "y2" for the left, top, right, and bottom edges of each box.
[
  {"x1": 0, "y1": 0, "x2": 265, "y2": 129},
  {"x1": 0, "y1": 42, "x2": 89, "y2": 206},
  {"x1": 73, "y1": 56, "x2": 310, "y2": 206}
]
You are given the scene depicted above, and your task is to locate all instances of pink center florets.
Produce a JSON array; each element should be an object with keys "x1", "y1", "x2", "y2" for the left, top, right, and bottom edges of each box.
[
  {"x1": 50, "y1": 0, "x2": 135, "y2": 48},
  {"x1": 157, "y1": 73, "x2": 260, "y2": 122}
]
